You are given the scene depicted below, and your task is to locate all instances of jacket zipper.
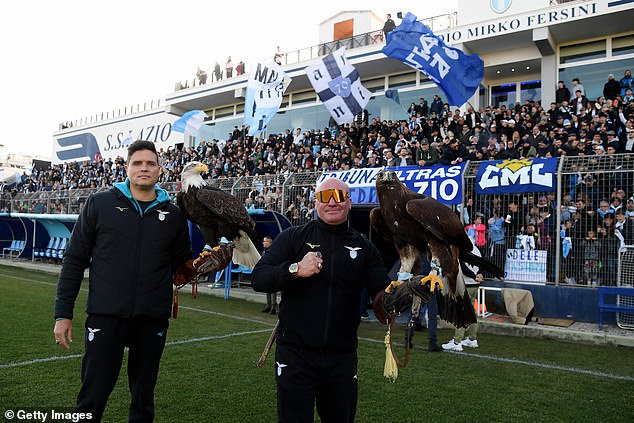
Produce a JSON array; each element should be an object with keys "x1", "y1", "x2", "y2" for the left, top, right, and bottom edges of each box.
[
  {"x1": 322, "y1": 230, "x2": 335, "y2": 345},
  {"x1": 129, "y1": 203, "x2": 145, "y2": 317}
]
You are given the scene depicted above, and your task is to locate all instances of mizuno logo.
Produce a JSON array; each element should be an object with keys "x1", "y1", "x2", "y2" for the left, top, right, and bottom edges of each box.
[
  {"x1": 115, "y1": 206, "x2": 128, "y2": 212},
  {"x1": 306, "y1": 243, "x2": 320, "y2": 249}
]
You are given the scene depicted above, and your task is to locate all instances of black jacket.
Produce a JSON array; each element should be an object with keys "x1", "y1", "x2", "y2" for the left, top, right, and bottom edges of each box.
[
  {"x1": 251, "y1": 219, "x2": 389, "y2": 352},
  {"x1": 603, "y1": 79, "x2": 621, "y2": 100},
  {"x1": 54, "y1": 183, "x2": 191, "y2": 320}
]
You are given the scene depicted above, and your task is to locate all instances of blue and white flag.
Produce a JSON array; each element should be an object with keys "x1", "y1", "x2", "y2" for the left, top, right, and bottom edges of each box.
[
  {"x1": 306, "y1": 47, "x2": 371, "y2": 126},
  {"x1": 385, "y1": 89, "x2": 400, "y2": 105},
  {"x1": 244, "y1": 61, "x2": 290, "y2": 136},
  {"x1": 172, "y1": 110, "x2": 207, "y2": 137},
  {"x1": 382, "y1": 12, "x2": 484, "y2": 107}
]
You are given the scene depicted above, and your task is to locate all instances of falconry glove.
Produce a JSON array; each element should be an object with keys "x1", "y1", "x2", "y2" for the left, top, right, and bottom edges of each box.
[
  {"x1": 373, "y1": 276, "x2": 436, "y2": 325},
  {"x1": 172, "y1": 243, "x2": 234, "y2": 318},
  {"x1": 174, "y1": 243, "x2": 234, "y2": 287}
]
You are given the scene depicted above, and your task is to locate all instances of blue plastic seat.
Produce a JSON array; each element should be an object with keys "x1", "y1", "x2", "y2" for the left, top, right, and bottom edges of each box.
[
  {"x1": 53, "y1": 238, "x2": 68, "y2": 259},
  {"x1": 45, "y1": 238, "x2": 61, "y2": 259},
  {"x1": 3, "y1": 240, "x2": 25, "y2": 258},
  {"x1": 35, "y1": 237, "x2": 55, "y2": 258}
]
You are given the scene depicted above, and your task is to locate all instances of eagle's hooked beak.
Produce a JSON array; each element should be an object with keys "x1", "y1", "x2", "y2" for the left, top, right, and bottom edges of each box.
[{"x1": 196, "y1": 163, "x2": 209, "y2": 173}]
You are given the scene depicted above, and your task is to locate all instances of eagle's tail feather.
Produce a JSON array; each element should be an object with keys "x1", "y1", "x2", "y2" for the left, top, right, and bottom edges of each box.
[
  {"x1": 435, "y1": 290, "x2": 477, "y2": 329},
  {"x1": 232, "y1": 230, "x2": 261, "y2": 269},
  {"x1": 461, "y1": 250, "x2": 504, "y2": 279}
]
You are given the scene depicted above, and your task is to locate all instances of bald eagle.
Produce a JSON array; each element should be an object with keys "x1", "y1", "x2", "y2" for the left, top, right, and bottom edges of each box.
[
  {"x1": 178, "y1": 161, "x2": 261, "y2": 268},
  {"x1": 370, "y1": 169, "x2": 503, "y2": 328}
]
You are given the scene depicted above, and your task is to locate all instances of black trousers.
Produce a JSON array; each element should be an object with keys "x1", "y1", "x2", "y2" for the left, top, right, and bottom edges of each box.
[
  {"x1": 75, "y1": 315, "x2": 169, "y2": 422},
  {"x1": 275, "y1": 344, "x2": 358, "y2": 423}
]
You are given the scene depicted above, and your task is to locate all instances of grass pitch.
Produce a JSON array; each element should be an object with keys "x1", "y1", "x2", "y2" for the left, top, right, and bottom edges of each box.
[{"x1": 1, "y1": 264, "x2": 633, "y2": 422}]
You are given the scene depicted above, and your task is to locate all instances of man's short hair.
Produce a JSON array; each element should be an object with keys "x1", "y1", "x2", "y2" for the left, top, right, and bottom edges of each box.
[{"x1": 127, "y1": 140, "x2": 158, "y2": 164}]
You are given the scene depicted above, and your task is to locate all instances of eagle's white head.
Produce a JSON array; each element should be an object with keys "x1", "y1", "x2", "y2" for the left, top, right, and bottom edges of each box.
[{"x1": 181, "y1": 161, "x2": 208, "y2": 192}]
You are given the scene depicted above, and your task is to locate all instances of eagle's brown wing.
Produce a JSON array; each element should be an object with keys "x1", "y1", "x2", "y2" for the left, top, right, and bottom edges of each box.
[
  {"x1": 176, "y1": 191, "x2": 195, "y2": 223},
  {"x1": 195, "y1": 187, "x2": 256, "y2": 231},
  {"x1": 405, "y1": 198, "x2": 472, "y2": 251},
  {"x1": 406, "y1": 198, "x2": 503, "y2": 279},
  {"x1": 369, "y1": 207, "x2": 395, "y2": 244}
]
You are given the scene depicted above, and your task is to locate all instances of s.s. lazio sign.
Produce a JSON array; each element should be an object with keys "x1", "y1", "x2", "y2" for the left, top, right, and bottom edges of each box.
[
  {"x1": 475, "y1": 158, "x2": 557, "y2": 194},
  {"x1": 317, "y1": 163, "x2": 466, "y2": 205},
  {"x1": 53, "y1": 111, "x2": 179, "y2": 164}
]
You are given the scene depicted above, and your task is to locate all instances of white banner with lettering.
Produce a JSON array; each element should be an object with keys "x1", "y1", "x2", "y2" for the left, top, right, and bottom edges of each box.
[{"x1": 504, "y1": 249, "x2": 547, "y2": 282}]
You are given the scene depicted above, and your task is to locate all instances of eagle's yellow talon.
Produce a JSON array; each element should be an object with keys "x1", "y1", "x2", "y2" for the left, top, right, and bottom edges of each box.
[
  {"x1": 212, "y1": 246, "x2": 221, "y2": 251},
  {"x1": 193, "y1": 250, "x2": 212, "y2": 267},
  {"x1": 385, "y1": 280, "x2": 404, "y2": 293},
  {"x1": 421, "y1": 274, "x2": 443, "y2": 292}
]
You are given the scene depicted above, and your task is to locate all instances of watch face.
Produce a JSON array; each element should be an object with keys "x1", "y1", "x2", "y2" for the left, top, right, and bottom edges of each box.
[{"x1": 289, "y1": 263, "x2": 299, "y2": 274}]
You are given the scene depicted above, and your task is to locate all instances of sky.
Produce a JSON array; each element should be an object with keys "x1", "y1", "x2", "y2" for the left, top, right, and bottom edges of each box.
[{"x1": 0, "y1": 0, "x2": 458, "y2": 161}]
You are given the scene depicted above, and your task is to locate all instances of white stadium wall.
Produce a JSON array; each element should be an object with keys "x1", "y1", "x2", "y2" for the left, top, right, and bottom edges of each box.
[
  {"x1": 458, "y1": 0, "x2": 553, "y2": 26},
  {"x1": 52, "y1": 110, "x2": 180, "y2": 164}
]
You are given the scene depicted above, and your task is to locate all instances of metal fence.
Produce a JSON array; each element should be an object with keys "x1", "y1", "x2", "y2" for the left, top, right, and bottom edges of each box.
[
  {"x1": 5, "y1": 153, "x2": 634, "y2": 288},
  {"x1": 8, "y1": 188, "x2": 106, "y2": 215},
  {"x1": 617, "y1": 246, "x2": 634, "y2": 329}
]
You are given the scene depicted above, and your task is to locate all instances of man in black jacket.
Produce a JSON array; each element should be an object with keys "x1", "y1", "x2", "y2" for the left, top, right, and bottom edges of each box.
[
  {"x1": 251, "y1": 177, "x2": 390, "y2": 423},
  {"x1": 603, "y1": 73, "x2": 621, "y2": 100},
  {"x1": 383, "y1": 14, "x2": 396, "y2": 38},
  {"x1": 53, "y1": 140, "x2": 192, "y2": 422}
]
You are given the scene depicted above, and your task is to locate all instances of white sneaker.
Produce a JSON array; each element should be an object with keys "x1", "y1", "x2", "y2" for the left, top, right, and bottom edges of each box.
[
  {"x1": 441, "y1": 339, "x2": 463, "y2": 351},
  {"x1": 461, "y1": 338, "x2": 479, "y2": 348}
]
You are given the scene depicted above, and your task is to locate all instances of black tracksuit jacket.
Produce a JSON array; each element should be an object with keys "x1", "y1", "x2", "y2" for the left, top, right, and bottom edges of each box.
[
  {"x1": 54, "y1": 184, "x2": 191, "y2": 320},
  {"x1": 251, "y1": 218, "x2": 390, "y2": 352}
]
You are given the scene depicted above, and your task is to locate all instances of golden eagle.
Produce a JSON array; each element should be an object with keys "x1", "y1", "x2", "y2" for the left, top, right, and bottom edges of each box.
[
  {"x1": 177, "y1": 161, "x2": 261, "y2": 268},
  {"x1": 370, "y1": 169, "x2": 503, "y2": 327}
]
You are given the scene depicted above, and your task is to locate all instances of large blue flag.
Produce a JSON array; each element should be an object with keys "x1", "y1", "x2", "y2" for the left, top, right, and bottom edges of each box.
[
  {"x1": 382, "y1": 12, "x2": 484, "y2": 107},
  {"x1": 306, "y1": 47, "x2": 371, "y2": 125},
  {"x1": 172, "y1": 110, "x2": 207, "y2": 137},
  {"x1": 244, "y1": 60, "x2": 290, "y2": 136}
]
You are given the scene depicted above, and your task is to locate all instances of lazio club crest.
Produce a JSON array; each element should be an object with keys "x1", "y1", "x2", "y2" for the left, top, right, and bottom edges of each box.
[{"x1": 491, "y1": 0, "x2": 512, "y2": 14}]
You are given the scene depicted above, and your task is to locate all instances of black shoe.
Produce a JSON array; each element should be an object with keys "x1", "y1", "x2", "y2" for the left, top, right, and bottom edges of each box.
[
  {"x1": 262, "y1": 307, "x2": 271, "y2": 313},
  {"x1": 270, "y1": 309, "x2": 277, "y2": 315},
  {"x1": 428, "y1": 343, "x2": 443, "y2": 352}
]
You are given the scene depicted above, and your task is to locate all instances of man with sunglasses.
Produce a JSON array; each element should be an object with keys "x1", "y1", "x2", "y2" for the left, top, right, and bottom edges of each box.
[{"x1": 252, "y1": 177, "x2": 390, "y2": 423}]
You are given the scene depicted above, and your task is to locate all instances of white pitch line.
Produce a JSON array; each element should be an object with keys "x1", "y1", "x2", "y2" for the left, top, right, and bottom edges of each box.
[
  {"x1": 167, "y1": 329, "x2": 271, "y2": 345},
  {"x1": 178, "y1": 305, "x2": 275, "y2": 327},
  {"x1": 2, "y1": 275, "x2": 272, "y2": 326},
  {"x1": 4, "y1": 330, "x2": 632, "y2": 382},
  {"x1": 0, "y1": 329, "x2": 271, "y2": 369},
  {"x1": 358, "y1": 337, "x2": 634, "y2": 382},
  {"x1": 0, "y1": 354, "x2": 84, "y2": 369},
  {"x1": 6, "y1": 274, "x2": 632, "y2": 382}
]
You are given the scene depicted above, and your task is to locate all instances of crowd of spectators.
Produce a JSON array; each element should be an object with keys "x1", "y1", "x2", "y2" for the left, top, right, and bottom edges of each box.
[
  {"x1": 6, "y1": 69, "x2": 634, "y2": 284},
  {"x1": 46, "y1": 68, "x2": 634, "y2": 191}
]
